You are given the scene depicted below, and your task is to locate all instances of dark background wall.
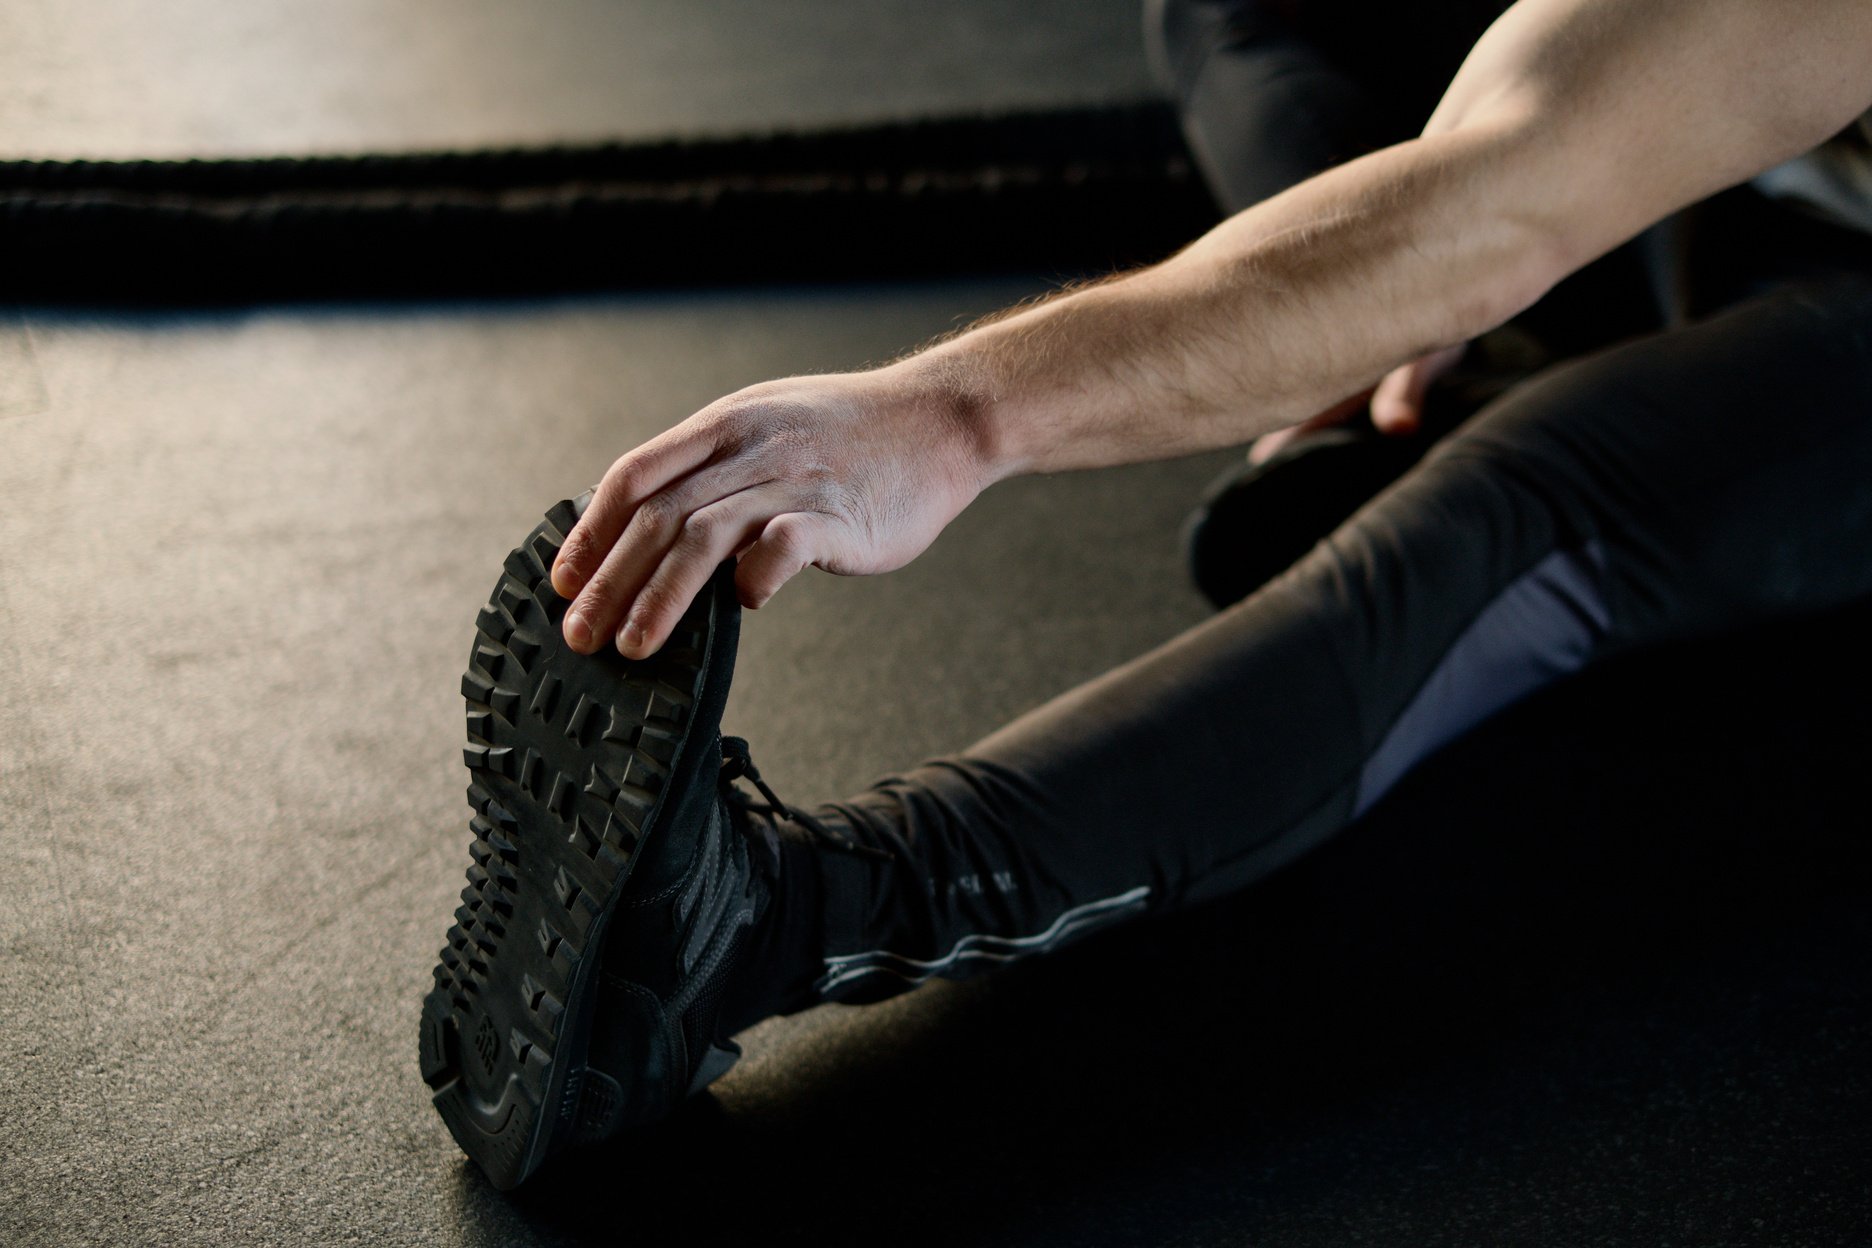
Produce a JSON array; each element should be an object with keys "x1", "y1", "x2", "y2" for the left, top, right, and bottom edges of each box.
[{"x1": 0, "y1": 0, "x2": 1153, "y2": 159}]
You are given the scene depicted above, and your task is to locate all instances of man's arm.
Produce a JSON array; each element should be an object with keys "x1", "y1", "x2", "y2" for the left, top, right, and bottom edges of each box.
[
  {"x1": 919, "y1": 0, "x2": 1872, "y2": 475},
  {"x1": 553, "y1": 0, "x2": 1872, "y2": 658}
]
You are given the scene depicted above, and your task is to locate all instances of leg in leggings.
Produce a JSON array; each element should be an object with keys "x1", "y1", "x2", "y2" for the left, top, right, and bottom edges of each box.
[
  {"x1": 1144, "y1": 0, "x2": 1514, "y2": 216},
  {"x1": 731, "y1": 272, "x2": 1872, "y2": 1015},
  {"x1": 1144, "y1": 0, "x2": 1383, "y2": 213},
  {"x1": 1145, "y1": 0, "x2": 1660, "y2": 353}
]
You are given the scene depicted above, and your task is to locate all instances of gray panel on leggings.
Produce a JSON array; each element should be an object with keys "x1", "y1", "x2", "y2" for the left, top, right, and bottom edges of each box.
[{"x1": 1354, "y1": 542, "x2": 1610, "y2": 816}]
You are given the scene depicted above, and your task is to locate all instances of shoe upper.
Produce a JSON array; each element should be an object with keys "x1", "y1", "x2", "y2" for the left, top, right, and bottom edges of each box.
[{"x1": 579, "y1": 751, "x2": 775, "y2": 1135}]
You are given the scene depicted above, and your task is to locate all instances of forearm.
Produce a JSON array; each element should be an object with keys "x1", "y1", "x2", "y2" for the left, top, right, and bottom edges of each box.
[
  {"x1": 902, "y1": 121, "x2": 1564, "y2": 480},
  {"x1": 902, "y1": 0, "x2": 1872, "y2": 485}
]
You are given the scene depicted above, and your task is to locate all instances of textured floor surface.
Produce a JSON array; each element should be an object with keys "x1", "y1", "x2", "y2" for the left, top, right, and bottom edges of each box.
[{"x1": 5, "y1": 285, "x2": 1871, "y2": 1248}]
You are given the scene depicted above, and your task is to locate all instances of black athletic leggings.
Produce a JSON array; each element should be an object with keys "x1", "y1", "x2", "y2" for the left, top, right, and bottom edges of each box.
[{"x1": 770, "y1": 0, "x2": 1872, "y2": 1006}]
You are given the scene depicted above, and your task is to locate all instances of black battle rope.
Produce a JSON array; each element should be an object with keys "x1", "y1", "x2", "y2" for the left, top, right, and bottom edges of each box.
[{"x1": 0, "y1": 103, "x2": 1220, "y2": 304}]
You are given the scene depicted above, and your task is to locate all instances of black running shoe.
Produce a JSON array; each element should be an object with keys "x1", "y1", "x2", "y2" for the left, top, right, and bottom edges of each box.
[
  {"x1": 419, "y1": 493, "x2": 747, "y2": 1190},
  {"x1": 574, "y1": 733, "x2": 890, "y2": 1143}
]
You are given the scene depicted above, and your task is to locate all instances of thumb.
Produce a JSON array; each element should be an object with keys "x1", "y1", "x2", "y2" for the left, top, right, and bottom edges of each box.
[
  {"x1": 1371, "y1": 342, "x2": 1467, "y2": 435},
  {"x1": 1248, "y1": 386, "x2": 1376, "y2": 464},
  {"x1": 733, "y1": 512, "x2": 838, "y2": 609}
]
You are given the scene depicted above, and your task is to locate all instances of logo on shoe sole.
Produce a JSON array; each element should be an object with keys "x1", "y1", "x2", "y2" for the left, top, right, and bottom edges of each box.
[{"x1": 475, "y1": 1014, "x2": 500, "y2": 1076}]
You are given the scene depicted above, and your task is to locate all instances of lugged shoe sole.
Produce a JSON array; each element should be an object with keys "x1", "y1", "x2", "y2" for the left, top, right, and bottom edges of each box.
[{"x1": 418, "y1": 493, "x2": 735, "y2": 1190}]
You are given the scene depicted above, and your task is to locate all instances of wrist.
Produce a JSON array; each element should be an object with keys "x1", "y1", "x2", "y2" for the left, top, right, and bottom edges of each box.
[{"x1": 886, "y1": 342, "x2": 1026, "y2": 494}]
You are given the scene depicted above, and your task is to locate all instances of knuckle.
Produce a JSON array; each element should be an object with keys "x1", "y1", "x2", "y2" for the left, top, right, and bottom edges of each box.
[
  {"x1": 576, "y1": 566, "x2": 626, "y2": 614},
  {"x1": 600, "y1": 455, "x2": 643, "y2": 503},
  {"x1": 716, "y1": 391, "x2": 810, "y2": 443},
  {"x1": 634, "y1": 492, "x2": 682, "y2": 535},
  {"x1": 765, "y1": 515, "x2": 812, "y2": 562},
  {"x1": 679, "y1": 507, "x2": 719, "y2": 545},
  {"x1": 582, "y1": 557, "x2": 626, "y2": 596},
  {"x1": 573, "y1": 516, "x2": 615, "y2": 554},
  {"x1": 557, "y1": 528, "x2": 592, "y2": 569},
  {"x1": 704, "y1": 400, "x2": 756, "y2": 442},
  {"x1": 703, "y1": 392, "x2": 784, "y2": 444},
  {"x1": 631, "y1": 580, "x2": 677, "y2": 626}
]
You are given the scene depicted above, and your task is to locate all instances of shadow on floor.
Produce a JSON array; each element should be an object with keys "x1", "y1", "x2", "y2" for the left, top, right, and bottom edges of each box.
[{"x1": 458, "y1": 603, "x2": 1872, "y2": 1247}]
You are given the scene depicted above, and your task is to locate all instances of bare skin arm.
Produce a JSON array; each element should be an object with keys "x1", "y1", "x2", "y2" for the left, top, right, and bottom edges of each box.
[{"x1": 551, "y1": 0, "x2": 1872, "y2": 659}]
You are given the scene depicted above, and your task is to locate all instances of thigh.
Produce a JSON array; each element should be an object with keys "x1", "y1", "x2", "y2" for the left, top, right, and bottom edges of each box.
[
  {"x1": 1200, "y1": 270, "x2": 1872, "y2": 847},
  {"x1": 1646, "y1": 185, "x2": 1872, "y2": 326},
  {"x1": 1434, "y1": 273, "x2": 1872, "y2": 647}
]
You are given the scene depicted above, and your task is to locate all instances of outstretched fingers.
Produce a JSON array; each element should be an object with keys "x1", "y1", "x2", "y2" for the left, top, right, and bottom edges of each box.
[
  {"x1": 613, "y1": 487, "x2": 810, "y2": 657},
  {"x1": 566, "y1": 499, "x2": 839, "y2": 657},
  {"x1": 558, "y1": 448, "x2": 767, "y2": 651},
  {"x1": 551, "y1": 425, "x2": 717, "y2": 601}
]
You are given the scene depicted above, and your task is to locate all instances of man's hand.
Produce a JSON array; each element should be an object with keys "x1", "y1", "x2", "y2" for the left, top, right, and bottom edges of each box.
[
  {"x1": 548, "y1": 368, "x2": 991, "y2": 658},
  {"x1": 1247, "y1": 344, "x2": 1467, "y2": 463}
]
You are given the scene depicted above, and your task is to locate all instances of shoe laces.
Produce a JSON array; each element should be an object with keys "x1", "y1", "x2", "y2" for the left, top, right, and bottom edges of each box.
[{"x1": 718, "y1": 736, "x2": 894, "y2": 863}]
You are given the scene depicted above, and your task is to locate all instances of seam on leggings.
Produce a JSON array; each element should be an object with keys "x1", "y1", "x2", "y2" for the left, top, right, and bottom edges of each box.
[
  {"x1": 812, "y1": 884, "x2": 1152, "y2": 996},
  {"x1": 1318, "y1": 443, "x2": 1578, "y2": 759},
  {"x1": 1191, "y1": 544, "x2": 1604, "y2": 899},
  {"x1": 1304, "y1": 446, "x2": 1601, "y2": 822},
  {"x1": 1353, "y1": 540, "x2": 1610, "y2": 816}
]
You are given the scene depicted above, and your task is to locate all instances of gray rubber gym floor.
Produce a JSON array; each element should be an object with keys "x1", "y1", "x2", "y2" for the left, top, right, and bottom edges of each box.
[{"x1": 4, "y1": 4, "x2": 1871, "y2": 1246}]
